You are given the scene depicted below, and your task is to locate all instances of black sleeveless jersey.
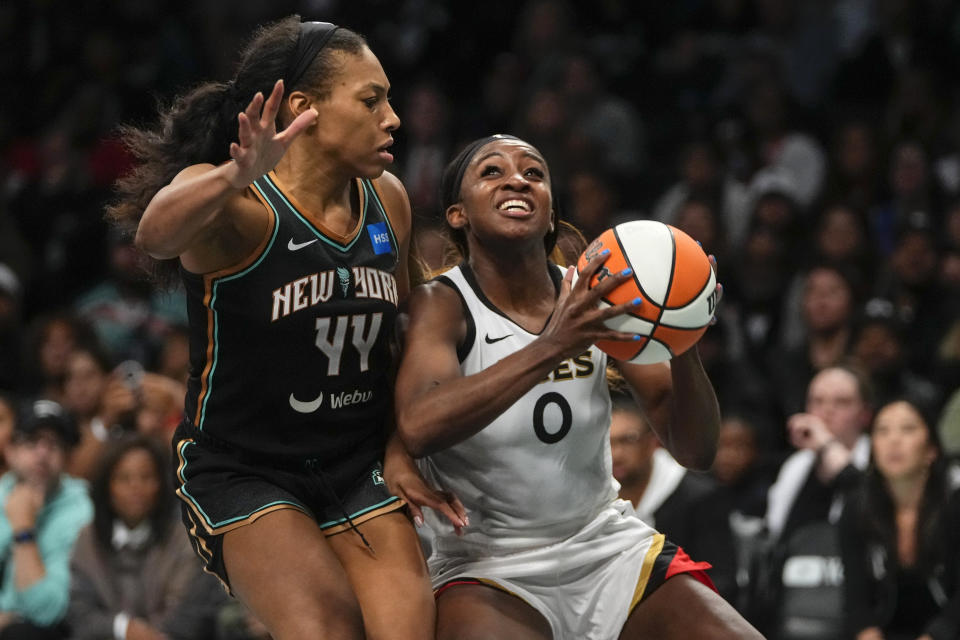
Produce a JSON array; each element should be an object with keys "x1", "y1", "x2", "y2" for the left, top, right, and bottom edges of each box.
[{"x1": 181, "y1": 171, "x2": 400, "y2": 465}]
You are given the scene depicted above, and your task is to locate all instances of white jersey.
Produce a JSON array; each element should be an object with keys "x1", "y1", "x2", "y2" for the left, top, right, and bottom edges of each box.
[{"x1": 420, "y1": 264, "x2": 619, "y2": 556}]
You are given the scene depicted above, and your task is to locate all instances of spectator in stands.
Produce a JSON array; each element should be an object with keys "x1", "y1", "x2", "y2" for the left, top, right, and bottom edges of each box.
[
  {"x1": 0, "y1": 399, "x2": 91, "y2": 639},
  {"x1": 61, "y1": 344, "x2": 117, "y2": 482},
  {"x1": 754, "y1": 364, "x2": 875, "y2": 637},
  {"x1": 839, "y1": 399, "x2": 960, "y2": 640},
  {"x1": 20, "y1": 313, "x2": 97, "y2": 404},
  {"x1": 610, "y1": 392, "x2": 738, "y2": 604},
  {"x1": 851, "y1": 297, "x2": 941, "y2": 416},
  {"x1": 765, "y1": 364, "x2": 874, "y2": 545},
  {"x1": 713, "y1": 414, "x2": 774, "y2": 520},
  {"x1": 724, "y1": 197, "x2": 797, "y2": 371},
  {"x1": 770, "y1": 263, "x2": 860, "y2": 422},
  {"x1": 73, "y1": 228, "x2": 187, "y2": 366},
  {"x1": 651, "y1": 139, "x2": 750, "y2": 250},
  {"x1": 712, "y1": 413, "x2": 776, "y2": 615},
  {"x1": 821, "y1": 119, "x2": 882, "y2": 214},
  {"x1": 810, "y1": 203, "x2": 876, "y2": 292},
  {"x1": 874, "y1": 211, "x2": 949, "y2": 376},
  {"x1": 870, "y1": 141, "x2": 941, "y2": 257},
  {"x1": 68, "y1": 435, "x2": 223, "y2": 640},
  {"x1": 398, "y1": 79, "x2": 451, "y2": 218}
]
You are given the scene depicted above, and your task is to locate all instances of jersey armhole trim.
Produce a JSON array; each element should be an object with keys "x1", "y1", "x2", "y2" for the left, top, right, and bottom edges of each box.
[
  {"x1": 435, "y1": 275, "x2": 476, "y2": 363},
  {"x1": 187, "y1": 184, "x2": 277, "y2": 281}
]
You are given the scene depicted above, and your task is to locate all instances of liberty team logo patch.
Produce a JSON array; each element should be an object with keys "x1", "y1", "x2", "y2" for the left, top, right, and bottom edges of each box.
[
  {"x1": 371, "y1": 469, "x2": 385, "y2": 486},
  {"x1": 367, "y1": 222, "x2": 392, "y2": 255},
  {"x1": 336, "y1": 267, "x2": 351, "y2": 297}
]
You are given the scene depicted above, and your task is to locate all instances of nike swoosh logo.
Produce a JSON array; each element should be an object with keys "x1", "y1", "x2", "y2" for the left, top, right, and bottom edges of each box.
[
  {"x1": 484, "y1": 333, "x2": 512, "y2": 344},
  {"x1": 288, "y1": 238, "x2": 318, "y2": 251}
]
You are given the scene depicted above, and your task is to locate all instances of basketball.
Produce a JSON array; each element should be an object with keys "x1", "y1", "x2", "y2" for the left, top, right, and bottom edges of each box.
[{"x1": 574, "y1": 220, "x2": 717, "y2": 364}]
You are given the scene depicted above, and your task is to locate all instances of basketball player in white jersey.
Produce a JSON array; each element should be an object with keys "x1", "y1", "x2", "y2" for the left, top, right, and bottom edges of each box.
[{"x1": 394, "y1": 135, "x2": 762, "y2": 639}]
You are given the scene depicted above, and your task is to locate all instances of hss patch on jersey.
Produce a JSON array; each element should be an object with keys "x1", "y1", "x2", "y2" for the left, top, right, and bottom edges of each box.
[{"x1": 367, "y1": 222, "x2": 392, "y2": 255}]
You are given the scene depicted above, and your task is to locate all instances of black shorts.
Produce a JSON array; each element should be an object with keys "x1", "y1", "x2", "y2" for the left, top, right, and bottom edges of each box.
[{"x1": 172, "y1": 421, "x2": 403, "y2": 590}]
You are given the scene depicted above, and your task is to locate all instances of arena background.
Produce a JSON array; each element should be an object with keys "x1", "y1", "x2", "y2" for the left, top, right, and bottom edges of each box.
[{"x1": 2, "y1": 0, "x2": 959, "y2": 503}]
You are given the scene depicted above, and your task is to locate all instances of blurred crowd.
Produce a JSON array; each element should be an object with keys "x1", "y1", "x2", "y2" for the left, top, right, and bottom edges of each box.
[{"x1": 1, "y1": 0, "x2": 960, "y2": 638}]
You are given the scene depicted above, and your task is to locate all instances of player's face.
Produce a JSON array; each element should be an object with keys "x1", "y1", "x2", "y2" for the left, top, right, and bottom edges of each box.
[
  {"x1": 805, "y1": 368, "x2": 870, "y2": 441},
  {"x1": 871, "y1": 401, "x2": 936, "y2": 481},
  {"x1": 310, "y1": 46, "x2": 400, "y2": 179},
  {"x1": 450, "y1": 139, "x2": 553, "y2": 246}
]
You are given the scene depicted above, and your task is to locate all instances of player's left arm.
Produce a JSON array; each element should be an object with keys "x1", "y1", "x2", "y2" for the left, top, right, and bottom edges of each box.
[
  {"x1": 373, "y1": 171, "x2": 468, "y2": 531},
  {"x1": 617, "y1": 351, "x2": 720, "y2": 470}
]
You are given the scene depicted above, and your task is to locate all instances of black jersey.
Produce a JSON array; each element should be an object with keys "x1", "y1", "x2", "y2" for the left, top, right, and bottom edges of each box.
[{"x1": 181, "y1": 171, "x2": 400, "y2": 466}]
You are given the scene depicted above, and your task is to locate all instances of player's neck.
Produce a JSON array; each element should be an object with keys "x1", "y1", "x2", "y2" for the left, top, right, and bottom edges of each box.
[
  {"x1": 275, "y1": 150, "x2": 354, "y2": 207},
  {"x1": 273, "y1": 157, "x2": 360, "y2": 236},
  {"x1": 469, "y1": 250, "x2": 556, "y2": 318}
]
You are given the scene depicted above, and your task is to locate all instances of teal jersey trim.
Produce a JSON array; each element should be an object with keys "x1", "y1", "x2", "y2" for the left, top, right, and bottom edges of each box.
[
  {"x1": 262, "y1": 175, "x2": 368, "y2": 252},
  {"x1": 197, "y1": 183, "x2": 279, "y2": 429}
]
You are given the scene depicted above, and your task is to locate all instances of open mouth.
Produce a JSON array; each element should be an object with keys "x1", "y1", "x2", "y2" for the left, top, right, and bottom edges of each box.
[
  {"x1": 376, "y1": 139, "x2": 395, "y2": 162},
  {"x1": 497, "y1": 198, "x2": 533, "y2": 214}
]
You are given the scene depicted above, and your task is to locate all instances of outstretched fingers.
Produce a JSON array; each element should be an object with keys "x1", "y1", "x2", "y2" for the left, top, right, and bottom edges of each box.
[
  {"x1": 236, "y1": 92, "x2": 263, "y2": 150},
  {"x1": 260, "y1": 79, "x2": 285, "y2": 127},
  {"x1": 243, "y1": 92, "x2": 265, "y2": 130}
]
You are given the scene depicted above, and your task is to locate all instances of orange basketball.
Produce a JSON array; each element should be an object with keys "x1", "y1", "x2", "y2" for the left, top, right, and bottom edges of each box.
[{"x1": 575, "y1": 220, "x2": 717, "y2": 364}]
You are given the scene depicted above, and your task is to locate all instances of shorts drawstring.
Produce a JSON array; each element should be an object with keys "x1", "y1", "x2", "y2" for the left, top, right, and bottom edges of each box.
[{"x1": 305, "y1": 457, "x2": 376, "y2": 556}]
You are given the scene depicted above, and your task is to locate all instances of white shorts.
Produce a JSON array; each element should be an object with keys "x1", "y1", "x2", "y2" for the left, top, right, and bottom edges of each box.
[{"x1": 429, "y1": 500, "x2": 711, "y2": 640}]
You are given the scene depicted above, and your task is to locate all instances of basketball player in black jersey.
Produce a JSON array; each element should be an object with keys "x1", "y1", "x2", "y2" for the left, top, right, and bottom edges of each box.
[
  {"x1": 395, "y1": 135, "x2": 763, "y2": 639},
  {"x1": 107, "y1": 16, "x2": 464, "y2": 640}
]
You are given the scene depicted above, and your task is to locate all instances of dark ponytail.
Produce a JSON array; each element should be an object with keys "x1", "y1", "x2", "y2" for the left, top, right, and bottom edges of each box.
[{"x1": 106, "y1": 15, "x2": 366, "y2": 286}]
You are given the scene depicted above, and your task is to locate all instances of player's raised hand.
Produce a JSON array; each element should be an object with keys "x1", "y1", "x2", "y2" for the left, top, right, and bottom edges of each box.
[{"x1": 226, "y1": 79, "x2": 318, "y2": 188}]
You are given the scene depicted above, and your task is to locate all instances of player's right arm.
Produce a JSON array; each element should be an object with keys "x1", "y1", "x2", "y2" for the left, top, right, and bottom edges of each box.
[
  {"x1": 395, "y1": 255, "x2": 636, "y2": 457},
  {"x1": 136, "y1": 79, "x2": 317, "y2": 270},
  {"x1": 394, "y1": 281, "x2": 558, "y2": 457}
]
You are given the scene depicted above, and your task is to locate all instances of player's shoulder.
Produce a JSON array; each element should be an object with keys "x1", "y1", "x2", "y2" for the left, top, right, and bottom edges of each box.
[
  {"x1": 370, "y1": 171, "x2": 407, "y2": 208},
  {"x1": 409, "y1": 275, "x2": 463, "y2": 310},
  {"x1": 405, "y1": 276, "x2": 470, "y2": 346}
]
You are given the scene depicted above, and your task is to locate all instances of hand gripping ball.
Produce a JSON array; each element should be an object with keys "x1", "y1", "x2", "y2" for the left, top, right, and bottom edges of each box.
[{"x1": 575, "y1": 220, "x2": 717, "y2": 364}]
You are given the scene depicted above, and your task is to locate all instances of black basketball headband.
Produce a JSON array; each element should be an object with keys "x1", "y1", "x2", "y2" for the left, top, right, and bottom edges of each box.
[
  {"x1": 284, "y1": 21, "x2": 339, "y2": 90},
  {"x1": 439, "y1": 134, "x2": 562, "y2": 251}
]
